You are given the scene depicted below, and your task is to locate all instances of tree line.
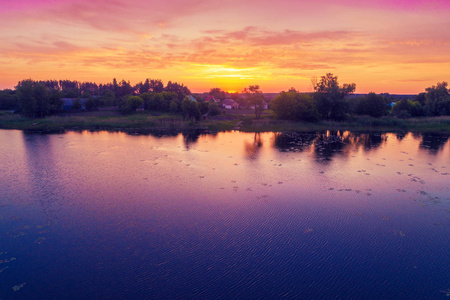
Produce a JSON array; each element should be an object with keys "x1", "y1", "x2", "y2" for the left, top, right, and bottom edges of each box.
[
  {"x1": 271, "y1": 73, "x2": 450, "y2": 121},
  {"x1": 0, "y1": 78, "x2": 199, "y2": 118},
  {"x1": 1, "y1": 74, "x2": 449, "y2": 121}
]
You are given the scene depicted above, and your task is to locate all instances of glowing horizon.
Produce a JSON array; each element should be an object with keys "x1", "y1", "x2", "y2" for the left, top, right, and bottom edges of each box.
[{"x1": 1, "y1": 0, "x2": 449, "y2": 94}]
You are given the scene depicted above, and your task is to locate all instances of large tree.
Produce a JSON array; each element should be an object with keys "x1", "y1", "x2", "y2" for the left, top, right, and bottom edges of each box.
[
  {"x1": 165, "y1": 81, "x2": 190, "y2": 102},
  {"x1": 181, "y1": 96, "x2": 201, "y2": 121},
  {"x1": 314, "y1": 73, "x2": 355, "y2": 120},
  {"x1": 355, "y1": 92, "x2": 388, "y2": 117},
  {"x1": 16, "y1": 79, "x2": 62, "y2": 118},
  {"x1": 243, "y1": 85, "x2": 265, "y2": 119},
  {"x1": 138, "y1": 79, "x2": 150, "y2": 94},
  {"x1": 271, "y1": 91, "x2": 319, "y2": 121},
  {"x1": 150, "y1": 79, "x2": 164, "y2": 93},
  {"x1": 209, "y1": 88, "x2": 226, "y2": 100},
  {"x1": 424, "y1": 81, "x2": 450, "y2": 116}
]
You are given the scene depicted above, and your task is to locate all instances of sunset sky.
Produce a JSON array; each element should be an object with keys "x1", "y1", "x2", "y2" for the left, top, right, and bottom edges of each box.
[{"x1": 1, "y1": 0, "x2": 449, "y2": 93}]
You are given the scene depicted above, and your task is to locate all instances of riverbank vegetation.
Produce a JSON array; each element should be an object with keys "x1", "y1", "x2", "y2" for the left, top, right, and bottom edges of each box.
[
  {"x1": 1, "y1": 74, "x2": 449, "y2": 133},
  {"x1": 1, "y1": 110, "x2": 449, "y2": 134}
]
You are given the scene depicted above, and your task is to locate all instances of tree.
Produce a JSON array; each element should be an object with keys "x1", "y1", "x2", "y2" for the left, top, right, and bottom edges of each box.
[
  {"x1": 424, "y1": 82, "x2": 450, "y2": 116},
  {"x1": 165, "y1": 81, "x2": 191, "y2": 102},
  {"x1": 314, "y1": 73, "x2": 355, "y2": 120},
  {"x1": 271, "y1": 91, "x2": 297, "y2": 120},
  {"x1": 117, "y1": 80, "x2": 133, "y2": 98},
  {"x1": 34, "y1": 82, "x2": 50, "y2": 118},
  {"x1": 79, "y1": 82, "x2": 99, "y2": 97},
  {"x1": 409, "y1": 101, "x2": 425, "y2": 117},
  {"x1": 391, "y1": 99, "x2": 424, "y2": 117},
  {"x1": 207, "y1": 102, "x2": 221, "y2": 116},
  {"x1": 243, "y1": 85, "x2": 265, "y2": 119},
  {"x1": 59, "y1": 80, "x2": 80, "y2": 98},
  {"x1": 150, "y1": 79, "x2": 164, "y2": 93},
  {"x1": 198, "y1": 101, "x2": 209, "y2": 115},
  {"x1": 140, "y1": 93, "x2": 155, "y2": 110},
  {"x1": 0, "y1": 89, "x2": 17, "y2": 110},
  {"x1": 355, "y1": 92, "x2": 388, "y2": 117},
  {"x1": 85, "y1": 96, "x2": 101, "y2": 111},
  {"x1": 415, "y1": 92, "x2": 426, "y2": 106},
  {"x1": 112, "y1": 78, "x2": 119, "y2": 97},
  {"x1": 15, "y1": 79, "x2": 62, "y2": 118},
  {"x1": 16, "y1": 80, "x2": 36, "y2": 118},
  {"x1": 120, "y1": 96, "x2": 143, "y2": 114},
  {"x1": 101, "y1": 90, "x2": 116, "y2": 107},
  {"x1": 169, "y1": 100, "x2": 178, "y2": 113},
  {"x1": 181, "y1": 96, "x2": 201, "y2": 121},
  {"x1": 154, "y1": 93, "x2": 165, "y2": 111},
  {"x1": 161, "y1": 91, "x2": 178, "y2": 111},
  {"x1": 209, "y1": 88, "x2": 226, "y2": 100},
  {"x1": 271, "y1": 91, "x2": 319, "y2": 121},
  {"x1": 138, "y1": 79, "x2": 150, "y2": 94}
]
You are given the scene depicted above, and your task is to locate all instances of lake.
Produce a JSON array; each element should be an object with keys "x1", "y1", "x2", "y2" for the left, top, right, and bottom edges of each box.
[{"x1": 0, "y1": 129, "x2": 449, "y2": 299}]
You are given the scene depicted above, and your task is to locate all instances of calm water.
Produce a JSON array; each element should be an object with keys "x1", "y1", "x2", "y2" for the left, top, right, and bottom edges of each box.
[{"x1": 0, "y1": 129, "x2": 449, "y2": 299}]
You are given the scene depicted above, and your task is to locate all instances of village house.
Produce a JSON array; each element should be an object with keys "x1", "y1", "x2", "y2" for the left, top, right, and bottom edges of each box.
[
  {"x1": 222, "y1": 99, "x2": 239, "y2": 109},
  {"x1": 187, "y1": 95, "x2": 198, "y2": 102}
]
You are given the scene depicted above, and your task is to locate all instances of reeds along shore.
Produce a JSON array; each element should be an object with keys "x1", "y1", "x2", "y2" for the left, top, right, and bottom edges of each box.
[{"x1": 1, "y1": 111, "x2": 449, "y2": 134}]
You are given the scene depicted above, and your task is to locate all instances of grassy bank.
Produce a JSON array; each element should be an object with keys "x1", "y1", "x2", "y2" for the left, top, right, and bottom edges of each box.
[
  {"x1": 1, "y1": 110, "x2": 449, "y2": 134},
  {"x1": 0, "y1": 110, "x2": 200, "y2": 132}
]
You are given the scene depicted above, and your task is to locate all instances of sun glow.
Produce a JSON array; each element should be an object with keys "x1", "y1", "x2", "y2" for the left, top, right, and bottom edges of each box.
[{"x1": 188, "y1": 64, "x2": 263, "y2": 80}]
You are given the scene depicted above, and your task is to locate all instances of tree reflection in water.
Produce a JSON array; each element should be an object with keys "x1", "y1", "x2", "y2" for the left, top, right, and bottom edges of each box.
[
  {"x1": 244, "y1": 133, "x2": 263, "y2": 160},
  {"x1": 419, "y1": 134, "x2": 449, "y2": 154},
  {"x1": 274, "y1": 131, "x2": 393, "y2": 163}
]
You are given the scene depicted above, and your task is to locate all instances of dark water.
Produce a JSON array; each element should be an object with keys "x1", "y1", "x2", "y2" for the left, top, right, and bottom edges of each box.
[{"x1": 0, "y1": 129, "x2": 449, "y2": 299}]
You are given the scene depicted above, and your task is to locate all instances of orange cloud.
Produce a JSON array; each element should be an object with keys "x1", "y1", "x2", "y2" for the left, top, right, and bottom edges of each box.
[{"x1": 0, "y1": 0, "x2": 449, "y2": 93}]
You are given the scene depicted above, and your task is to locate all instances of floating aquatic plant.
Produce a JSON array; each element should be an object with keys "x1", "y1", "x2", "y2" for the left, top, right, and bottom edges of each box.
[
  {"x1": 0, "y1": 257, "x2": 16, "y2": 264},
  {"x1": 0, "y1": 266, "x2": 9, "y2": 273},
  {"x1": 12, "y1": 283, "x2": 26, "y2": 292}
]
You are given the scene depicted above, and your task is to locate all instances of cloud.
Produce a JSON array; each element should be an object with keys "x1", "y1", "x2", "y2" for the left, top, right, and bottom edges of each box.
[
  {"x1": 1, "y1": 0, "x2": 217, "y2": 36},
  {"x1": 1, "y1": 0, "x2": 449, "y2": 92},
  {"x1": 197, "y1": 27, "x2": 359, "y2": 47}
]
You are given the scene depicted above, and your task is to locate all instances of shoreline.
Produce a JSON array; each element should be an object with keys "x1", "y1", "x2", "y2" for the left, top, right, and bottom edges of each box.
[{"x1": 1, "y1": 111, "x2": 449, "y2": 134}]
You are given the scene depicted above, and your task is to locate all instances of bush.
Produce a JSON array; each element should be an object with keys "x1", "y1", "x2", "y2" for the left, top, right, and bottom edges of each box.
[
  {"x1": 397, "y1": 110, "x2": 412, "y2": 119},
  {"x1": 198, "y1": 101, "x2": 209, "y2": 115},
  {"x1": 169, "y1": 100, "x2": 178, "y2": 113},
  {"x1": 120, "y1": 96, "x2": 143, "y2": 114},
  {"x1": 181, "y1": 97, "x2": 201, "y2": 121},
  {"x1": 392, "y1": 99, "x2": 424, "y2": 117},
  {"x1": 207, "y1": 102, "x2": 221, "y2": 116}
]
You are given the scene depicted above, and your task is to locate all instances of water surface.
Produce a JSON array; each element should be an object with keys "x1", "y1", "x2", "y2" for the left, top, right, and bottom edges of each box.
[{"x1": 0, "y1": 129, "x2": 449, "y2": 299}]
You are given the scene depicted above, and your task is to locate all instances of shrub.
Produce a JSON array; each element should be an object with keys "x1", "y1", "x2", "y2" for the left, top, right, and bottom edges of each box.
[{"x1": 120, "y1": 96, "x2": 143, "y2": 114}]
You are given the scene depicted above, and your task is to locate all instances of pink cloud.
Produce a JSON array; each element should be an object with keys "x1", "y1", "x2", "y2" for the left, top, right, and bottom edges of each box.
[
  {"x1": 356, "y1": 0, "x2": 450, "y2": 10},
  {"x1": 197, "y1": 27, "x2": 359, "y2": 47}
]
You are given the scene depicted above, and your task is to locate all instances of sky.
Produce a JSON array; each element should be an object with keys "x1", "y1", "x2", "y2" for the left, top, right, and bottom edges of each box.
[{"x1": 0, "y1": 0, "x2": 449, "y2": 94}]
